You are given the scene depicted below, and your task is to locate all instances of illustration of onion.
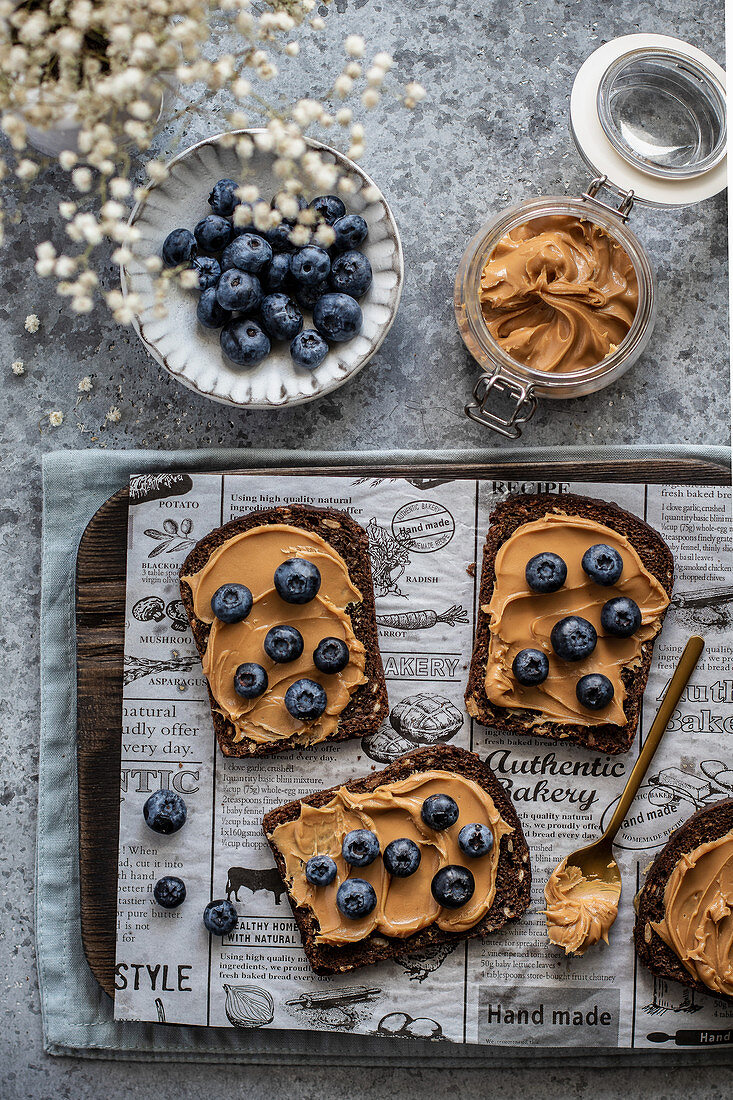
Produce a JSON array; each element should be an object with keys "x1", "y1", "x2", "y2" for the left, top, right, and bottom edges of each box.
[{"x1": 224, "y1": 983, "x2": 274, "y2": 1028}]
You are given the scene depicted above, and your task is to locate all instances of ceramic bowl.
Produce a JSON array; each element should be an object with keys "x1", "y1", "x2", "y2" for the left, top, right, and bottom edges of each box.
[{"x1": 120, "y1": 131, "x2": 404, "y2": 408}]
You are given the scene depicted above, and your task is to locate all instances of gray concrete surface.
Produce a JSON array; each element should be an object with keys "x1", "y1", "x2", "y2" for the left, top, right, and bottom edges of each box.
[{"x1": 0, "y1": 1, "x2": 729, "y2": 1097}]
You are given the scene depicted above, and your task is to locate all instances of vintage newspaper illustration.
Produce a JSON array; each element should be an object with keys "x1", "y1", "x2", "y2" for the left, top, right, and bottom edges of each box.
[{"x1": 114, "y1": 471, "x2": 733, "y2": 1048}]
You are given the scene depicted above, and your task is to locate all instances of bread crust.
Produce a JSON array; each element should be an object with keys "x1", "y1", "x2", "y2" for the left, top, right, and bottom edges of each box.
[
  {"x1": 465, "y1": 491, "x2": 674, "y2": 754},
  {"x1": 179, "y1": 504, "x2": 388, "y2": 757},
  {"x1": 634, "y1": 798, "x2": 733, "y2": 1004},
  {"x1": 262, "y1": 744, "x2": 532, "y2": 975}
]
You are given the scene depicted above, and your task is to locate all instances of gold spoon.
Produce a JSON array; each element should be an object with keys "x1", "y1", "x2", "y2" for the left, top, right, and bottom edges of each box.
[{"x1": 562, "y1": 635, "x2": 704, "y2": 890}]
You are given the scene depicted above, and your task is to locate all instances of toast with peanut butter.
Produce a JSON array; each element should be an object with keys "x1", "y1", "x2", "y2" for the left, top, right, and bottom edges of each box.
[
  {"x1": 263, "y1": 745, "x2": 532, "y2": 975},
  {"x1": 634, "y1": 800, "x2": 733, "y2": 1003},
  {"x1": 465, "y1": 492, "x2": 674, "y2": 754},
  {"x1": 180, "y1": 504, "x2": 387, "y2": 757}
]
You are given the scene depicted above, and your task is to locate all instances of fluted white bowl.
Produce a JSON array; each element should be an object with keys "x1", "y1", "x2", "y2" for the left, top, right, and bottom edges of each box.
[{"x1": 121, "y1": 131, "x2": 404, "y2": 408}]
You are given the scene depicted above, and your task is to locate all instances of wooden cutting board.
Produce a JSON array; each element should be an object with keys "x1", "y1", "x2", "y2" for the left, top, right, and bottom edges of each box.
[{"x1": 75, "y1": 457, "x2": 730, "y2": 998}]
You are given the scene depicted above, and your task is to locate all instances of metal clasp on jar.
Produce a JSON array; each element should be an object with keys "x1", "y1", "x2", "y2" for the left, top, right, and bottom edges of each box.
[
  {"x1": 465, "y1": 372, "x2": 538, "y2": 439},
  {"x1": 582, "y1": 175, "x2": 635, "y2": 221}
]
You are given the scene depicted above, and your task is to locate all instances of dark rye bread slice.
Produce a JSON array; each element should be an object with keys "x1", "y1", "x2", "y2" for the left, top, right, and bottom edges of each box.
[
  {"x1": 465, "y1": 491, "x2": 674, "y2": 755},
  {"x1": 179, "y1": 504, "x2": 388, "y2": 758},
  {"x1": 262, "y1": 744, "x2": 531, "y2": 975},
  {"x1": 634, "y1": 799, "x2": 733, "y2": 1003}
]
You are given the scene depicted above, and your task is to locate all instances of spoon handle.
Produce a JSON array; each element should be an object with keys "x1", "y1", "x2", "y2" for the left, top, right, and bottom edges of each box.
[{"x1": 602, "y1": 635, "x2": 705, "y2": 845}]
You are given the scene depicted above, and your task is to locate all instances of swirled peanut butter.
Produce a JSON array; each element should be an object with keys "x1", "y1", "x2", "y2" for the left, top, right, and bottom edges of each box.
[
  {"x1": 480, "y1": 215, "x2": 639, "y2": 373},
  {"x1": 181, "y1": 525, "x2": 366, "y2": 746},
  {"x1": 544, "y1": 858, "x2": 621, "y2": 955},
  {"x1": 651, "y1": 830, "x2": 733, "y2": 997},
  {"x1": 484, "y1": 513, "x2": 669, "y2": 727},
  {"x1": 269, "y1": 770, "x2": 513, "y2": 945}
]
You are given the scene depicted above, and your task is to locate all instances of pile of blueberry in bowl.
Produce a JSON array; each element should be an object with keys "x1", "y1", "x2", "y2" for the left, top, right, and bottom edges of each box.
[{"x1": 162, "y1": 181, "x2": 374, "y2": 372}]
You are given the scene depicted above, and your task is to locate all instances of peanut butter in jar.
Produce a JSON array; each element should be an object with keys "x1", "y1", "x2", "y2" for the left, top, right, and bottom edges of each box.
[{"x1": 479, "y1": 215, "x2": 639, "y2": 374}]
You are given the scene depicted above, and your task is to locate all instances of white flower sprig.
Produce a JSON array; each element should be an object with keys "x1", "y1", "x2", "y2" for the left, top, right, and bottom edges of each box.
[{"x1": 0, "y1": 2, "x2": 426, "y2": 323}]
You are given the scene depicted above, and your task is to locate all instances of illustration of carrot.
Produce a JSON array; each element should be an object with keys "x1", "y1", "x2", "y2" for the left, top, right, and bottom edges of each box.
[{"x1": 376, "y1": 605, "x2": 468, "y2": 630}]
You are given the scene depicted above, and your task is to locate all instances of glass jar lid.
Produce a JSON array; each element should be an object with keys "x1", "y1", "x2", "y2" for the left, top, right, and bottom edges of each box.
[{"x1": 571, "y1": 34, "x2": 727, "y2": 207}]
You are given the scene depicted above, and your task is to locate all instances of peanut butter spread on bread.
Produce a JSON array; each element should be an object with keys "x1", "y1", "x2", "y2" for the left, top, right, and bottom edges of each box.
[
  {"x1": 181, "y1": 524, "x2": 366, "y2": 746},
  {"x1": 544, "y1": 858, "x2": 620, "y2": 955},
  {"x1": 483, "y1": 513, "x2": 669, "y2": 727},
  {"x1": 269, "y1": 770, "x2": 512, "y2": 945},
  {"x1": 652, "y1": 829, "x2": 733, "y2": 997},
  {"x1": 480, "y1": 215, "x2": 639, "y2": 373}
]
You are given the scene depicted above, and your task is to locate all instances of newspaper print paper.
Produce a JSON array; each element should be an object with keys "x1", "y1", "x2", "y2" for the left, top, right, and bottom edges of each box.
[{"x1": 114, "y1": 471, "x2": 733, "y2": 1049}]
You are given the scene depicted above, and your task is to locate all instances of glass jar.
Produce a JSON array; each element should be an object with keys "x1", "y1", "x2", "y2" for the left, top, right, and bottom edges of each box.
[{"x1": 456, "y1": 34, "x2": 726, "y2": 438}]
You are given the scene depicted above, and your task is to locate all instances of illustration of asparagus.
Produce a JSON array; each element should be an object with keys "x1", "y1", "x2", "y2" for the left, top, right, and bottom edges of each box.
[{"x1": 123, "y1": 654, "x2": 200, "y2": 686}]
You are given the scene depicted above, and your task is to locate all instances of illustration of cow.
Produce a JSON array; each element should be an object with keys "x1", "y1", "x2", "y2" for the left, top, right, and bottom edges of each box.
[{"x1": 225, "y1": 866, "x2": 287, "y2": 905}]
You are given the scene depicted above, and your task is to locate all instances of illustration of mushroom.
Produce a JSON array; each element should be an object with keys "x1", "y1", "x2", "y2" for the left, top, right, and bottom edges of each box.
[
  {"x1": 165, "y1": 599, "x2": 189, "y2": 632},
  {"x1": 132, "y1": 596, "x2": 166, "y2": 623}
]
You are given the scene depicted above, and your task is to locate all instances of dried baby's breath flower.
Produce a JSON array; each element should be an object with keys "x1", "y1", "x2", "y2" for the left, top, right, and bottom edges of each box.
[
  {"x1": 24, "y1": 313, "x2": 40, "y2": 333},
  {"x1": 344, "y1": 35, "x2": 365, "y2": 58},
  {"x1": 404, "y1": 82, "x2": 427, "y2": 108},
  {"x1": 48, "y1": 410, "x2": 63, "y2": 427},
  {"x1": 11, "y1": 359, "x2": 25, "y2": 375},
  {"x1": 77, "y1": 376, "x2": 93, "y2": 393},
  {"x1": 106, "y1": 405, "x2": 122, "y2": 423},
  {"x1": 1, "y1": 1, "x2": 424, "y2": 321}
]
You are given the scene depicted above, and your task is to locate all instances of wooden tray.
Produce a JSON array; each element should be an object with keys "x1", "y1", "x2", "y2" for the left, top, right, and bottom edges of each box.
[{"x1": 76, "y1": 457, "x2": 731, "y2": 998}]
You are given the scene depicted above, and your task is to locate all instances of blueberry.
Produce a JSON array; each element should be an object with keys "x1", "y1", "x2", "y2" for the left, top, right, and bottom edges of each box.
[
  {"x1": 309, "y1": 195, "x2": 346, "y2": 224},
  {"x1": 421, "y1": 793, "x2": 459, "y2": 830},
  {"x1": 313, "y1": 637, "x2": 349, "y2": 674},
  {"x1": 291, "y1": 329, "x2": 329, "y2": 370},
  {"x1": 330, "y1": 250, "x2": 372, "y2": 298},
  {"x1": 525, "y1": 551, "x2": 567, "y2": 593},
  {"x1": 264, "y1": 624, "x2": 304, "y2": 663},
  {"x1": 260, "y1": 293, "x2": 303, "y2": 341},
  {"x1": 336, "y1": 878, "x2": 377, "y2": 919},
  {"x1": 216, "y1": 269, "x2": 263, "y2": 312},
  {"x1": 203, "y1": 898, "x2": 238, "y2": 935},
  {"x1": 193, "y1": 255, "x2": 221, "y2": 291},
  {"x1": 265, "y1": 222, "x2": 299, "y2": 254},
  {"x1": 197, "y1": 287, "x2": 231, "y2": 330},
  {"x1": 274, "y1": 558, "x2": 321, "y2": 603},
  {"x1": 512, "y1": 648, "x2": 550, "y2": 686},
  {"x1": 222, "y1": 232, "x2": 273, "y2": 274},
  {"x1": 284, "y1": 678, "x2": 327, "y2": 720},
  {"x1": 582, "y1": 543, "x2": 624, "y2": 586},
  {"x1": 551, "y1": 616, "x2": 598, "y2": 661},
  {"x1": 143, "y1": 789, "x2": 187, "y2": 834},
  {"x1": 153, "y1": 876, "x2": 186, "y2": 909},
  {"x1": 194, "y1": 214, "x2": 232, "y2": 254},
  {"x1": 342, "y1": 828, "x2": 380, "y2": 867},
  {"x1": 332, "y1": 213, "x2": 368, "y2": 252},
  {"x1": 233, "y1": 662, "x2": 268, "y2": 698},
  {"x1": 291, "y1": 245, "x2": 331, "y2": 286},
  {"x1": 305, "y1": 854, "x2": 337, "y2": 886},
  {"x1": 601, "y1": 596, "x2": 642, "y2": 637},
  {"x1": 293, "y1": 280, "x2": 330, "y2": 312},
  {"x1": 263, "y1": 252, "x2": 292, "y2": 291},
  {"x1": 208, "y1": 178, "x2": 241, "y2": 217},
  {"x1": 576, "y1": 673, "x2": 615, "y2": 710},
  {"x1": 458, "y1": 823, "x2": 494, "y2": 858},
  {"x1": 220, "y1": 318, "x2": 270, "y2": 366},
  {"x1": 211, "y1": 582, "x2": 253, "y2": 623},
  {"x1": 313, "y1": 293, "x2": 362, "y2": 342},
  {"x1": 431, "y1": 865, "x2": 475, "y2": 909},
  {"x1": 162, "y1": 228, "x2": 196, "y2": 267},
  {"x1": 383, "y1": 837, "x2": 421, "y2": 877}
]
